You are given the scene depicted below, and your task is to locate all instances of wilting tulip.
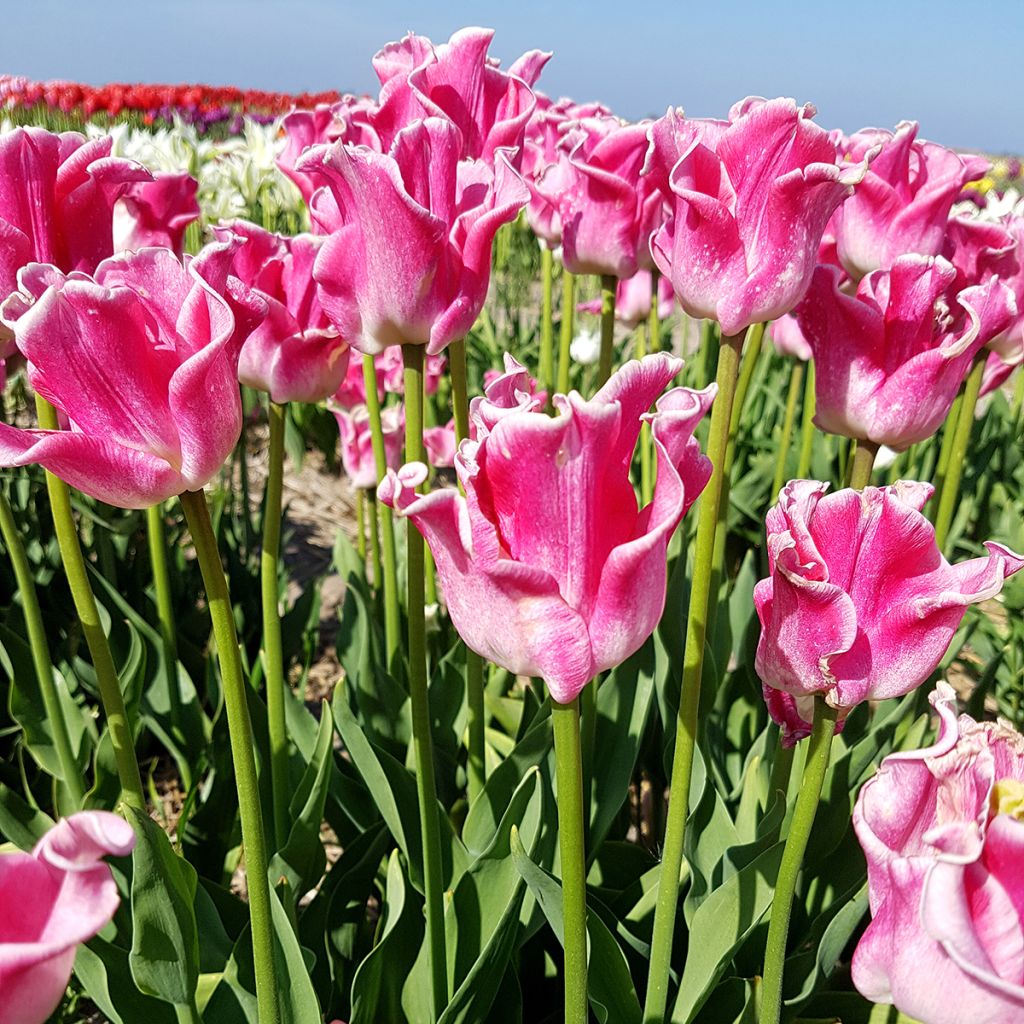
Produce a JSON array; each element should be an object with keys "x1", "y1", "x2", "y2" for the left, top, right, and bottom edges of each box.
[
  {"x1": 578, "y1": 268, "x2": 675, "y2": 328},
  {"x1": 795, "y1": 255, "x2": 1017, "y2": 449},
  {"x1": 0, "y1": 126, "x2": 151, "y2": 303},
  {"x1": 754, "y1": 480, "x2": 1024, "y2": 723},
  {"x1": 113, "y1": 170, "x2": 200, "y2": 256},
  {"x1": 370, "y1": 27, "x2": 549, "y2": 161},
  {"x1": 0, "y1": 241, "x2": 264, "y2": 508},
  {"x1": 830, "y1": 122, "x2": 989, "y2": 280},
  {"x1": 0, "y1": 811, "x2": 135, "y2": 1024},
  {"x1": 301, "y1": 116, "x2": 529, "y2": 355},
  {"x1": 645, "y1": 99, "x2": 868, "y2": 336},
  {"x1": 852, "y1": 683, "x2": 1024, "y2": 1024},
  {"x1": 380, "y1": 353, "x2": 714, "y2": 703},
  {"x1": 213, "y1": 221, "x2": 349, "y2": 403},
  {"x1": 332, "y1": 402, "x2": 404, "y2": 489}
]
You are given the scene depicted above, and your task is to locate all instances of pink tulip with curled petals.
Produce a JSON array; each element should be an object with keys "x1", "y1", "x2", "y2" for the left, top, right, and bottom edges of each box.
[
  {"x1": 944, "y1": 214, "x2": 1018, "y2": 293},
  {"x1": 645, "y1": 99, "x2": 870, "y2": 337},
  {"x1": 370, "y1": 27, "x2": 550, "y2": 162},
  {"x1": 213, "y1": 220, "x2": 348, "y2": 404},
  {"x1": 762, "y1": 683, "x2": 848, "y2": 748},
  {"x1": 332, "y1": 402, "x2": 404, "y2": 490},
  {"x1": 795, "y1": 254, "x2": 1017, "y2": 449},
  {"x1": 379, "y1": 353, "x2": 715, "y2": 703},
  {"x1": 424, "y1": 420, "x2": 459, "y2": 469},
  {"x1": 852, "y1": 683, "x2": 1024, "y2": 1024},
  {"x1": 301, "y1": 117, "x2": 529, "y2": 356},
  {"x1": 831, "y1": 122, "x2": 989, "y2": 280},
  {"x1": 113, "y1": 171, "x2": 200, "y2": 256},
  {"x1": 0, "y1": 240, "x2": 265, "y2": 508},
  {"x1": 754, "y1": 480, "x2": 1024, "y2": 722},
  {"x1": 578, "y1": 269, "x2": 675, "y2": 329},
  {"x1": 0, "y1": 811, "x2": 135, "y2": 1024}
]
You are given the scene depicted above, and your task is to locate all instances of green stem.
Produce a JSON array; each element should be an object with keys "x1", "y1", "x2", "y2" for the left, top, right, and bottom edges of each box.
[
  {"x1": 35, "y1": 395, "x2": 145, "y2": 811},
  {"x1": 261, "y1": 401, "x2": 290, "y2": 851},
  {"x1": 931, "y1": 392, "x2": 963, "y2": 517},
  {"x1": 772, "y1": 362, "x2": 805, "y2": 499},
  {"x1": 579, "y1": 678, "x2": 597, "y2": 837},
  {"x1": 648, "y1": 269, "x2": 661, "y2": 355},
  {"x1": 767, "y1": 741, "x2": 795, "y2": 813},
  {"x1": 847, "y1": 438, "x2": 878, "y2": 491},
  {"x1": 173, "y1": 995, "x2": 203, "y2": 1024},
  {"x1": 0, "y1": 486, "x2": 84, "y2": 808},
  {"x1": 539, "y1": 246, "x2": 555, "y2": 396},
  {"x1": 179, "y1": 489, "x2": 280, "y2": 1024},
  {"x1": 355, "y1": 487, "x2": 367, "y2": 562},
  {"x1": 636, "y1": 306, "x2": 654, "y2": 505},
  {"x1": 402, "y1": 343, "x2": 448, "y2": 1019},
  {"x1": 448, "y1": 339, "x2": 487, "y2": 804},
  {"x1": 642, "y1": 327, "x2": 747, "y2": 1024},
  {"x1": 1012, "y1": 365, "x2": 1024, "y2": 424},
  {"x1": 795, "y1": 360, "x2": 817, "y2": 478},
  {"x1": 552, "y1": 697, "x2": 588, "y2": 1024},
  {"x1": 934, "y1": 355, "x2": 986, "y2": 551},
  {"x1": 760, "y1": 700, "x2": 840, "y2": 1024},
  {"x1": 362, "y1": 354, "x2": 401, "y2": 663},
  {"x1": 366, "y1": 490, "x2": 382, "y2": 589},
  {"x1": 598, "y1": 274, "x2": 616, "y2": 388},
  {"x1": 557, "y1": 269, "x2": 577, "y2": 396}
]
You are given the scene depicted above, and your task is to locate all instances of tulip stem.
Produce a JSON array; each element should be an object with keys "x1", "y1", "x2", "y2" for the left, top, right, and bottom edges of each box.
[
  {"x1": 772, "y1": 362, "x2": 805, "y2": 499},
  {"x1": 0, "y1": 485, "x2": 84, "y2": 809},
  {"x1": 539, "y1": 245, "x2": 555, "y2": 396},
  {"x1": 174, "y1": 995, "x2": 203, "y2": 1024},
  {"x1": 355, "y1": 487, "x2": 367, "y2": 562},
  {"x1": 847, "y1": 438, "x2": 878, "y2": 491},
  {"x1": 403, "y1": 343, "x2": 449, "y2": 1019},
  {"x1": 760, "y1": 699, "x2": 839, "y2": 1024},
  {"x1": 648, "y1": 269, "x2": 661, "y2": 355},
  {"x1": 635, "y1": 303, "x2": 654, "y2": 505},
  {"x1": 261, "y1": 401, "x2": 290, "y2": 851},
  {"x1": 362, "y1": 354, "x2": 401, "y2": 663},
  {"x1": 557, "y1": 269, "x2": 577, "y2": 397},
  {"x1": 643, "y1": 327, "x2": 747, "y2": 1024},
  {"x1": 934, "y1": 354, "x2": 986, "y2": 551},
  {"x1": 931, "y1": 392, "x2": 963, "y2": 514},
  {"x1": 35, "y1": 395, "x2": 145, "y2": 812},
  {"x1": 179, "y1": 488, "x2": 280, "y2": 1024},
  {"x1": 551, "y1": 697, "x2": 588, "y2": 1024},
  {"x1": 795, "y1": 360, "x2": 817, "y2": 478},
  {"x1": 366, "y1": 490, "x2": 382, "y2": 588},
  {"x1": 449, "y1": 338, "x2": 487, "y2": 804},
  {"x1": 598, "y1": 274, "x2": 616, "y2": 388}
]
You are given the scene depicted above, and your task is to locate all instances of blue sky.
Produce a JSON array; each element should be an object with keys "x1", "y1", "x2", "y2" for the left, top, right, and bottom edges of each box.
[{"x1": 6, "y1": 0, "x2": 1021, "y2": 153}]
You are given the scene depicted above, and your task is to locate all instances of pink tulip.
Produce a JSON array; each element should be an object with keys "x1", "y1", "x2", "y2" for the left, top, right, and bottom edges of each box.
[
  {"x1": 578, "y1": 269, "x2": 675, "y2": 328},
  {"x1": 645, "y1": 99, "x2": 868, "y2": 336},
  {"x1": 852, "y1": 683, "x2": 1024, "y2": 1024},
  {"x1": 332, "y1": 402, "x2": 404, "y2": 489},
  {"x1": 965, "y1": 215, "x2": 1024, "y2": 377},
  {"x1": 213, "y1": 221, "x2": 348, "y2": 403},
  {"x1": 754, "y1": 480, "x2": 1024, "y2": 719},
  {"x1": 370, "y1": 27, "x2": 550, "y2": 162},
  {"x1": 377, "y1": 346, "x2": 446, "y2": 396},
  {"x1": 423, "y1": 420, "x2": 459, "y2": 469},
  {"x1": 113, "y1": 171, "x2": 200, "y2": 256},
  {"x1": 0, "y1": 241, "x2": 264, "y2": 508},
  {"x1": 379, "y1": 353, "x2": 715, "y2": 703},
  {"x1": 762, "y1": 683, "x2": 848, "y2": 748},
  {"x1": 831, "y1": 122, "x2": 989, "y2": 280},
  {"x1": 0, "y1": 811, "x2": 135, "y2": 1024},
  {"x1": 795, "y1": 255, "x2": 1017, "y2": 449},
  {"x1": 768, "y1": 313, "x2": 812, "y2": 361},
  {"x1": 557, "y1": 116, "x2": 664, "y2": 278},
  {"x1": 301, "y1": 117, "x2": 529, "y2": 355},
  {"x1": 0, "y1": 127, "x2": 151, "y2": 304}
]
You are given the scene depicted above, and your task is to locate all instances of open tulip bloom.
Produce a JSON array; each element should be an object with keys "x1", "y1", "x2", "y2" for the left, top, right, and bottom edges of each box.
[{"x1": 379, "y1": 352, "x2": 715, "y2": 704}]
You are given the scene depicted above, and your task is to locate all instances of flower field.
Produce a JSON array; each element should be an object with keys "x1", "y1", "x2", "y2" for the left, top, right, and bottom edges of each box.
[{"x1": 1, "y1": 25, "x2": 1024, "y2": 1024}]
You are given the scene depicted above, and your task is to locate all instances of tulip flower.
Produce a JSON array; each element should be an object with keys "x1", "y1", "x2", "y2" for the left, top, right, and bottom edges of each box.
[
  {"x1": 0, "y1": 241, "x2": 265, "y2": 508},
  {"x1": 0, "y1": 811, "x2": 135, "y2": 1024},
  {"x1": 379, "y1": 353, "x2": 715, "y2": 703},
  {"x1": 795, "y1": 254, "x2": 1017, "y2": 449},
  {"x1": 370, "y1": 27, "x2": 550, "y2": 161},
  {"x1": 768, "y1": 313, "x2": 812, "y2": 361},
  {"x1": 754, "y1": 480, "x2": 1024, "y2": 721},
  {"x1": 301, "y1": 116, "x2": 529, "y2": 355},
  {"x1": 113, "y1": 170, "x2": 200, "y2": 256},
  {"x1": 332, "y1": 402, "x2": 404, "y2": 489},
  {"x1": 852, "y1": 683, "x2": 1024, "y2": 1024},
  {"x1": 644, "y1": 99, "x2": 870, "y2": 336},
  {"x1": 213, "y1": 221, "x2": 349, "y2": 403},
  {"x1": 578, "y1": 268, "x2": 675, "y2": 328},
  {"x1": 831, "y1": 122, "x2": 989, "y2": 280}
]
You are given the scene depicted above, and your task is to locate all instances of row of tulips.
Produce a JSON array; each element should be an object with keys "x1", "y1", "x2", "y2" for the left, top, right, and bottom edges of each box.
[{"x1": 1, "y1": 23, "x2": 1023, "y2": 1024}]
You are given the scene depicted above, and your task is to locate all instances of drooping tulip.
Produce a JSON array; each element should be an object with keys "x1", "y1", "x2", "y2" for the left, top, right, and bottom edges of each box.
[
  {"x1": 754, "y1": 480, "x2": 1024, "y2": 724},
  {"x1": 0, "y1": 811, "x2": 135, "y2": 1024},
  {"x1": 0, "y1": 241, "x2": 265, "y2": 508},
  {"x1": 113, "y1": 170, "x2": 200, "y2": 256},
  {"x1": 379, "y1": 353, "x2": 715, "y2": 703},
  {"x1": 301, "y1": 116, "x2": 529, "y2": 355},
  {"x1": 852, "y1": 683, "x2": 1024, "y2": 1024},
  {"x1": 794, "y1": 254, "x2": 1017, "y2": 449},
  {"x1": 644, "y1": 98, "x2": 870, "y2": 336}
]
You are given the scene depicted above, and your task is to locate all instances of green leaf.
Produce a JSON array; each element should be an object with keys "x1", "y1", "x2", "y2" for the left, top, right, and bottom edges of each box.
[
  {"x1": 75, "y1": 939, "x2": 178, "y2": 1024},
  {"x1": 126, "y1": 806, "x2": 200, "y2": 1006},
  {"x1": 0, "y1": 781, "x2": 54, "y2": 848}
]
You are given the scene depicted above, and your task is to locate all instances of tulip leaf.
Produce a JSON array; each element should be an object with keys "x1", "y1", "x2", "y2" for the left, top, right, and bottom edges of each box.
[
  {"x1": 76, "y1": 938, "x2": 178, "y2": 1024},
  {"x1": 671, "y1": 841, "x2": 784, "y2": 1023},
  {"x1": 127, "y1": 806, "x2": 201, "y2": 1007},
  {"x1": 0, "y1": 782, "x2": 54, "y2": 848}
]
